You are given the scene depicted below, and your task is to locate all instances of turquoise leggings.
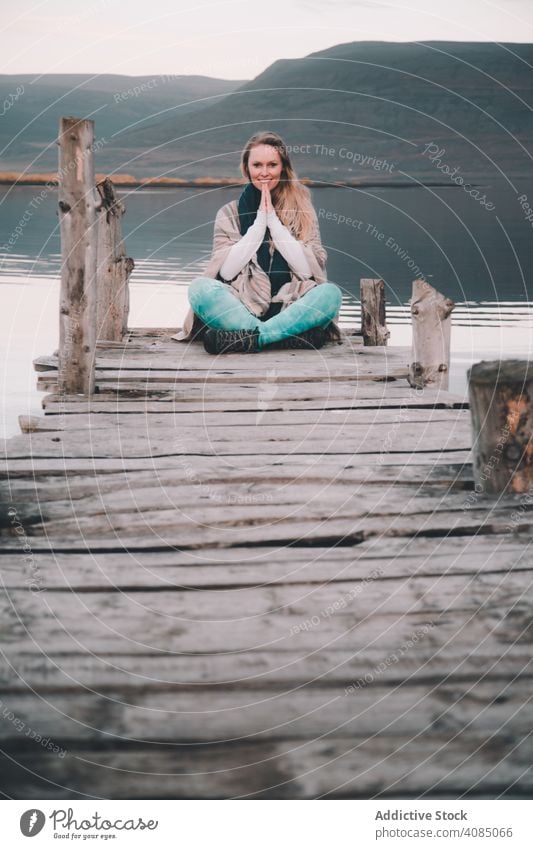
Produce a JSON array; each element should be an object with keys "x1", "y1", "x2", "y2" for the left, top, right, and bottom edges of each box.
[{"x1": 188, "y1": 277, "x2": 342, "y2": 348}]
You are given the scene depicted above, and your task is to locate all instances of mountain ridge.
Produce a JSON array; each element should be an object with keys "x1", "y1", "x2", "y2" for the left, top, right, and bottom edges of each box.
[{"x1": 1, "y1": 41, "x2": 531, "y2": 180}]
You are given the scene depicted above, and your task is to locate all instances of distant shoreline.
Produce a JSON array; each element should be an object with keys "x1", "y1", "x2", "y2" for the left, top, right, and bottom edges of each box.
[{"x1": 0, "y1": 173, "x2": 480, "y2": 189}]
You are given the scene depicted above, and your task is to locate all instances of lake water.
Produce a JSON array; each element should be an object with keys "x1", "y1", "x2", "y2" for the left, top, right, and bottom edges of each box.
[{"x1": 1, "y1": 183, "x2": 532, "y2": 439}]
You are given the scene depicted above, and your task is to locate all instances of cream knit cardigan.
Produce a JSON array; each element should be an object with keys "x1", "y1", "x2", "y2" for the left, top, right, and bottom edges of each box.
[{"x1": 173, "y1": 198, "x2": 334, "y2": 342}]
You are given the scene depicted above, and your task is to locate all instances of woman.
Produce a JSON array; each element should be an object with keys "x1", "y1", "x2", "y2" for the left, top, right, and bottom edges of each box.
[{"x1": 174, "y1": 131, "x2": 343, "y2": 354}]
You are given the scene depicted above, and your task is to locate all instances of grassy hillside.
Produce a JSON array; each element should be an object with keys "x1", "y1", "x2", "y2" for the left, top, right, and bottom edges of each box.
[
  {"x1": 0, "y1": 74, "x2": 246, "y2": 173},
  {"x1": 2, "y1": 42, "x2": 532, "y2": 180},
  {"x1": 113, "y1": 40, "x2": 532, "y2": 181}
]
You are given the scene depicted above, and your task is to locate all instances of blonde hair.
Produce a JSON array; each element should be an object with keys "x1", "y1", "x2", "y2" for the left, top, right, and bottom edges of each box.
[{"x1": 240, "y1": 131, "x2": 316, "y2": 242}]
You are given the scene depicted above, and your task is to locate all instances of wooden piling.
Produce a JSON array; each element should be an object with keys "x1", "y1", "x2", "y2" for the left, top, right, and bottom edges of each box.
[
  {"x1": 468, "y1": 359, "x2": 533, "y2": 494},
  {"x1": 408, "y1": 279, "x2": 455, "y2": 390},
  {"x1": 57, "y1": 116, "x2": 98, "y2": 394},
  {"x1": 360, "y1": 278, "x2": 389, "y2": 346},
  {"x1": 96, "y1": 178, "x2": 134, "y2": 341}
]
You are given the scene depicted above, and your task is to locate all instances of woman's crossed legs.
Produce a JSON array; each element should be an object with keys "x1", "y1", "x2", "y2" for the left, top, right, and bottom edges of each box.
[{"x1": 188, "y1": 276, "x2": 342, "y2": 349}]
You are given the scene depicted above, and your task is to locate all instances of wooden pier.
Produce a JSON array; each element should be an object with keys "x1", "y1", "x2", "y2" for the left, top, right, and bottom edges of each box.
[
  {"x1": 1, "y1": 116, "x2": 532, "y2": 800},
  {"x1": 1, "y1": 331, "x2": 533, "y2": 799}
]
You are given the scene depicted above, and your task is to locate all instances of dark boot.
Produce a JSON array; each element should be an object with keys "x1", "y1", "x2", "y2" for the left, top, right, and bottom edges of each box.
[
  {"x1": 203, "y1": 327, "x2": 260, "y2": 354},
  {"x1": 265, "y1": 326, "x2": 329, "y2": 350}
]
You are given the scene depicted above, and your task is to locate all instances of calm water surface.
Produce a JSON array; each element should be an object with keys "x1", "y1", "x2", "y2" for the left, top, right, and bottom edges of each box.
[{"x1": 1, "y1": 183, "x2": 532, "y2": 438}]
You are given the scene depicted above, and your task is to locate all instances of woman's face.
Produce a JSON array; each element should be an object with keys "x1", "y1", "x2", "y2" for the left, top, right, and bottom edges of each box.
[{"x1": 247, "y1": 144, "x2": 283, "y2": 192}]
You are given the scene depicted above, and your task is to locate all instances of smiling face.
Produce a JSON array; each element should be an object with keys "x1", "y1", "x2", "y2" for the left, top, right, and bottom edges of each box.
[{"x1": 247, "y1": 144, "x2": 283, "y2": 192}]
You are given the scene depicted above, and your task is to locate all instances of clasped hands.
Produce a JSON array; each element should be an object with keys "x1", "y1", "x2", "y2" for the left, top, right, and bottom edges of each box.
[{"x1": 259, "y1": 180, "x2": 275, "y2": 216}]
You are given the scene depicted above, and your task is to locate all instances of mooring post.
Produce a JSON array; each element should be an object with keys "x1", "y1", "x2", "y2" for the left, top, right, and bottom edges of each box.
[
  {"x1": 468, "y1": 360, "x2": 533, "y2": 495},
  {"x1": 408, "y1": 279, "x2": 455, "y2": 390},
  {"x1": 360, "y1": 278, "x2": 389, "y2": 346},
  {"x1": 95, "y1": 178, "x2": 134, "y2": 341},
  {"x1": 57, "y1": 116, "x2": 98, "y2": 394}
]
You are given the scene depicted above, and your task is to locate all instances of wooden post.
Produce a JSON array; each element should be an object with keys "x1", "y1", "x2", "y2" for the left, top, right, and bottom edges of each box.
[
  {"x1": 408, "y1": 279, "x2": 455, "y2": 390},
  {"x1": 95, "y1": 178, "x2": 134, "y2": 341},
  {"x1": 58, "y1": 116, "x2": 98, "y2": 394},
  {"x1": 468, "y1": 360, "x2": 533, "y2": 495},
  {"x1": 360, "y1": 278, "x2": 389, "y2": 346}
]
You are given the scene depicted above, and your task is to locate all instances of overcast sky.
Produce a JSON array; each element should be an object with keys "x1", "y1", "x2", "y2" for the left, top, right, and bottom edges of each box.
[{"x1": 2, "y1": 0, "x2": 533, "y2": 79}]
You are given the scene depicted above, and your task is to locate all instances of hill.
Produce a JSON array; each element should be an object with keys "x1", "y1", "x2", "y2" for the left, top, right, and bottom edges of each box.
[
  {"x1": 0, "y1": 73, "x2": 246, "y2": 173},
  {"x1": 2, "y1": 42, "x2": 532, "y2": 180}
]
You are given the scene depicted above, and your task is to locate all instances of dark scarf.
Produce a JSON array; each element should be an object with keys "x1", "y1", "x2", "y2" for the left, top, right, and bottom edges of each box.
[{"x1": 237, "y1": 182, "x2": 292, "y2": 294}]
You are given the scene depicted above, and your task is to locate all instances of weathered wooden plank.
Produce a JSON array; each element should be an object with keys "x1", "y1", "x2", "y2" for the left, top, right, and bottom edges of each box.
[
  {"x1": 0, "y1": 678, "x2": 530, "y2": 745},
  {"x1": 36, "y1": 366, "x2": 410, "y2": 391},
  {"x1": 2, "y1": 642, "x2": 531, "y2": 692},
  {"x1": 1, "y1": 482, "x2": 468, "y2": 517},
  {"x1": 42, "y1": 385, "x2": 397, "y2": 400},
  {"x1": 2, "y1": 476, "x2": 499, "y2": 531},
  {"x1": 2, "y1": 420, "x2": 471, "y2": 459},
  {"x1": 1, "y1": 443, "x2": 470, "y2": 465},
  {"x1": 2, "y1": 569, "x2": 531, "y2": 654},
  {"x1": 45, "y1": 395, "x2": 466, "y2": 418},
  {"x1": 4, "y1": 420, "x2": 471, "y2": 448},
  {"x1": 96, "y1": 340, "x2": 166, "y2": 351},
  {"x1": 93, "y1": 332, "x2": 362, "y2": 353},
  {"x1": 2, "y1": 501, "x2": 529, "y2": 547},
  {"x1": 93, "y1": 334, "x2": 365, "y2": 355},
  {"x1": 34, "y1": 345, "x2": 411, "y2": 388},
  {"x1": 1, "y1": 537, "x2": 531, "y2": 590},
  {"x1": 0, "y1": 597, "x2": 434, "y2": 656},
  {"x1": 39, "y1": 385, "x2": 467, "y2": 417},
  {"x1": 93, "y1": 347, "x2": 395, "y2": 370},
  {"x1": 42, "y1": 384, "x2": 466, "y2": 405},
  {"x1": 41, "y1": 396, "x2": 468, "y2": 415},
  {"x1": 118, "y1": 326, "x2": 179, "y2": 337},
  {"x1": 0, "y1": 451, "x2": 472, "y2": 478},
  {"x1": 21, "y1": 408, "x2": 471, "y2": 433},
  {"x1": 32, "y1": 354, "x2": 59, "y2": 372},
  {"x1": 2, "y1": 462, "x2": 474, "y2": 506},
  {"x1": 1, "y1": 479, "x2": 495, "y2": 533},
  {"x1": 44, "y1": 343, "x2": 410, "y2": 372},
  {"x1": 129, "y1": 327, "x2": 180, "y2": 336},
  {"x1": 2, "y1": 733, "x2": 531, "y2": 799},
  {"x1": 88, "y1": 350, "x2": 408, "y2": 369},
  {"x1": 90, "y1": 352, "x2": 396, "y2": 373}
]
